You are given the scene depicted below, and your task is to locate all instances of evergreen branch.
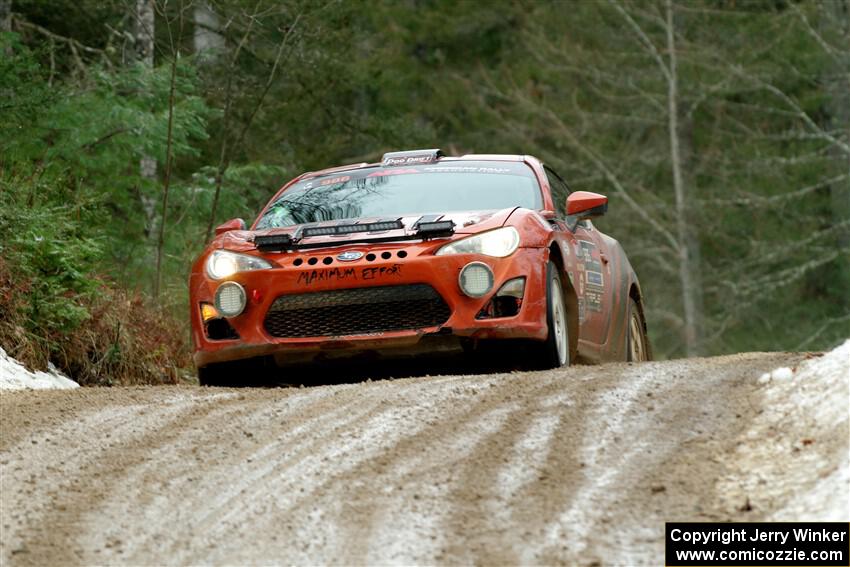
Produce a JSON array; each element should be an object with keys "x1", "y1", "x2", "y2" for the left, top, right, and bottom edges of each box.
[
  {"x1": 81, "y1": 128, "x2": 130, "y2": 151},
  {"x1": 788, "y1": 3, "x2": 847, "y2": 64},
  {"x1": 730, "y1": 66, "x2": 850, "y2": 157},
  {"x1": 795, "y1": 313, "x2": 850, "y2": 351},
  {"x1": 512, "y1": 88, "x2": 681, "y2": 253},
  {"x1": 702, "y1": 173, "x2": 849, "y2": 207},
  {"x1": 12, "y1": 14, "x2": 113, "y2": 72},
  {"x1": 729, "y1": 249, "x2": 846, "y2": 299}
]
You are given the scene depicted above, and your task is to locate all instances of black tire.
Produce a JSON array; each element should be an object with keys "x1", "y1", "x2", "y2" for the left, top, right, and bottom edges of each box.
[
  {"x1": 197, "y1": 357, "x2": 269, "y2": 387},
  {"x1": 197, "y1": 362, "x2": 231, "y2": 387},
  {"x1": 528, "y1": 261, "x2": 570, "y2": 369},
  {"x1": 626, "y1": 297, "x2": 651, "y2": 362},
  {"x1": 461, "y1": 338, "x2": 511, "y2": 369}
]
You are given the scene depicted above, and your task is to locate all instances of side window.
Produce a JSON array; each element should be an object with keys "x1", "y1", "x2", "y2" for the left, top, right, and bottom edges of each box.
[{"x1": 544, "y1": 165, "x2": 571, "y2": 217}]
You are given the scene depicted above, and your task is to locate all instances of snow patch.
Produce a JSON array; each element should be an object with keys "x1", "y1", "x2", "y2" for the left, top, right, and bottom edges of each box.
[
  {"x1": 720, "y1": 339, "x2": 850, "y2": 521},
  {"x1": 758, "y1": 366, "x2": 794, "y2": 384},
  {"x1": 0, "y1": 347, "x2": 79, "y2": 390}
]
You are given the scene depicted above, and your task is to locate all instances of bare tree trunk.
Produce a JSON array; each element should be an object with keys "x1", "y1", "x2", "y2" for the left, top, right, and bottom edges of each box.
[
  {"x1": 1, "y1": 0, "x2": 11, "y2": 57},
  {"x1": 133, "y1": 0, "x2": 158, "y2": 239},
  {"x1": 193, "y1": 0, "x2": 223, "y2": 59},
  {"x1": 154, "y1": 49, "x2": 178, "y2": 298},
  {"x1": 134, "y1": 0, "x2": 154, "y2": 64},
  {"x1": 665, "y1": 0, "x2": 703, "y2": 356},
  {"x1": 1, "y1": 0, "x2": 11, "y2": 33}
]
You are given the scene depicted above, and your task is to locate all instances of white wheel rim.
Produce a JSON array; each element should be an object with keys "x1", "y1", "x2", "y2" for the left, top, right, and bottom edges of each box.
[
  {"x1": 551, "y1": 277, "x2": 568, "y2": 366},
  {"x1": 629, "y1": 312, "x2": 645, "y2": 362}
]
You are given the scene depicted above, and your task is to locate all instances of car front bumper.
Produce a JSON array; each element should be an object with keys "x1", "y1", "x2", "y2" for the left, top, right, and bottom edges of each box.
[{"x1": 190, "y1": 245, "x2": 550, "y2": 368}]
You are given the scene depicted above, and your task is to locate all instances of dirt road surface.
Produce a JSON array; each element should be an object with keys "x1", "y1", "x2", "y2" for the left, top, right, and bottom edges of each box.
[{"x1": 1, "y1": 348, "x2": 847, "y2": 565}]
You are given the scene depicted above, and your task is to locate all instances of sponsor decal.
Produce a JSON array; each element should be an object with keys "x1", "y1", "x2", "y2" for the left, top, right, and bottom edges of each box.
[
  {"x1": 297, "y1": 264, "x2": 403, "y2": 286},
  {"x1": 576, "y1": 239, "x2": 596, "y2": 262},
  {"x1": 586, "y1": 270, "x2": 604, "y2": 312},
  {"x1": 297, "y1": 267, "x2": 357, "y2": 286},
  {"x1": 319, "y1": 175, "x2": 350, "y2": 186},
  {"x1": 361, "y1": 264, "x2": 402, "y2": 280},
  {"x1": 367, "y1": 168, "x2": 419, "y2": 177},
  {"x1": 337, "y1": 251, "x2": 364, "y2": 262},
  {"x1": 586, "y1": 270, "x2": 604, "y2": 287},
  {"x1": 585, "y1": 289, "x2": 603, "y2": 312},
  {"x1": 574, "y1": 239, "x2": 605, "y2": 313},
  {"x1": 421, "y1": 166, "x2": 511, "y2": 174},
  {"x1": 381, "y1": 149, "x2": 442, "y2": 167},
  {"x1": 384, "y1": 155, "x2": 434, "y2": 166}
]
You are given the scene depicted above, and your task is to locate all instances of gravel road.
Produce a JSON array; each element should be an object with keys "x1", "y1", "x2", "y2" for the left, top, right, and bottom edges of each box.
[{"x1": 1, "y1": 349, "x2": 847, "y2": 566}]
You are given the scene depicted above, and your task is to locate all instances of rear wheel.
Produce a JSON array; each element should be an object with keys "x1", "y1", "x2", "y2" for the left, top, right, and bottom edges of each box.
[
  {"x1": 529, "y1": 261, "x2": 569, "y2": 369},
  {"x1": 627, "y1": 298, "x2": 650, "y2": 362}
]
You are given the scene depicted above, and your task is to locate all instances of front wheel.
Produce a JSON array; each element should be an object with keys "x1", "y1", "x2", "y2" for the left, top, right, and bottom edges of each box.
[{"x1": 528, "y1": 262, "x2": 570, "y2": 369}]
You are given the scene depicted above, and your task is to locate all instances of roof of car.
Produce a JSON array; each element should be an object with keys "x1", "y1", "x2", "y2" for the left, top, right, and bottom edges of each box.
[{"x1": 301, "y1": 153, "x2": 530, "y2": 179}]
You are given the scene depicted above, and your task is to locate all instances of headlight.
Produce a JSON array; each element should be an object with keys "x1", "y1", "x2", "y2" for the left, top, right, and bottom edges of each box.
[
  {"x1": 206, "y1": 250, "x2": 273, "y2": 280},
  {"x1": 436, "y1": 227, "x2": 520, "y2": 258}
]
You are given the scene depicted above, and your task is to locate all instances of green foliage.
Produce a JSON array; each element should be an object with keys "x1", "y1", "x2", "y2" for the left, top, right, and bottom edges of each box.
[
  {"x1": 1, "y1": 30, "x2": 214, "y2": 299},
  {"x1": 0, "y1": 173, "x2": 101, "y2": 333},
  {"x1": 0, "y1": 29, "x2": 205, "y2": 381},
  {"x1": 0, "y1": 33, "x2": 55, "y2": 125}
]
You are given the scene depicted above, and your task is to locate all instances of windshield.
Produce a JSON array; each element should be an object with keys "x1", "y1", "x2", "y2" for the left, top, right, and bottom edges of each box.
[{"x1": 255, "y1": 161, "x2": 541, "y2": 229}]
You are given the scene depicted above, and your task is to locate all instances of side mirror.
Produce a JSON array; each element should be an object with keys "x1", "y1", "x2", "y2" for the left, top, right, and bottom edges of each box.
[
  {"x1": 215, "y1": 218, "x2": 247, "y2": 236},
  {"x1": 566, "y1": 191, "x2": 608, "y2": 218}
]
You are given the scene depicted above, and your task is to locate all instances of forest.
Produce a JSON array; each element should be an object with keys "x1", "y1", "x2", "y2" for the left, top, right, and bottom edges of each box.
[{"x1": 1, "y1": 0, "x2": 848, "y2": 384}]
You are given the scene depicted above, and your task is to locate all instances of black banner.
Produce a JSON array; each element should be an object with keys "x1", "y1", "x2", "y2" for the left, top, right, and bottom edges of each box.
[{"x1": 666, "y1": 522, "x2": 849, "y2": 566}]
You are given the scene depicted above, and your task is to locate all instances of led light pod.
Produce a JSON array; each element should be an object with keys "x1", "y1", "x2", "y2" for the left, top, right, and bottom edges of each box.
[
  {"x1": 459, "y1": 262, "x2": 495, "y2": 298},
  {"x1": 214, "y1": 282, "x2": 247, "y2": 317}
]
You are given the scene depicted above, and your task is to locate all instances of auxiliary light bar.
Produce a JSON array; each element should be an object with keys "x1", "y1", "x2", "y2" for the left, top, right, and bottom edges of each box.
[
  {"x1": 415, "y1": 220, "x2": 455, "y2": 238},
  {"x1": 301, "y1": 220, "x2": 404, "y2": 238}
]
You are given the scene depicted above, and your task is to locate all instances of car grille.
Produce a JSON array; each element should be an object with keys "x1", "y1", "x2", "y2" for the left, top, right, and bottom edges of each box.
[{"x1": 264, "y1": 284, "x2": 451, "y2": 338}]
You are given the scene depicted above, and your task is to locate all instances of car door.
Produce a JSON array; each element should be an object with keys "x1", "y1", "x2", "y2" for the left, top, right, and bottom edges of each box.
[{"x1": 544, "y1": 166, "x2": 613, "y2": 349}]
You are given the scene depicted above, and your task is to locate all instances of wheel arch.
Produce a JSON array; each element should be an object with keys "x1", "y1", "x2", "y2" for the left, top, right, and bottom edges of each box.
[{"x1": 549, "y1": 243, "x2": 579, "y2": 362}]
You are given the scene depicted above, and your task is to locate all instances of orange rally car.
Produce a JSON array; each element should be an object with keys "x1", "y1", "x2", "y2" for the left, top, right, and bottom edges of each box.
[{"x1": 190, "y1": 149, "x2": 651, "y2": 385}]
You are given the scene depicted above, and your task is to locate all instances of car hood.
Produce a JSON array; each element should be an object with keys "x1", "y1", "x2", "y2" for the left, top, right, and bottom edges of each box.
[{"x1": 215, "y1": 208, "x2": 518, "y2": 252}]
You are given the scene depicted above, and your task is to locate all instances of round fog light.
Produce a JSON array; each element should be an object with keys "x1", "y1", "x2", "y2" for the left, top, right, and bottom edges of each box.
[
  {"x1": 214, "y1": 282, "x2": 247, "y2": 317},
  {"x1": 459, "y1": 262, "x2": 494, "y2": 298}
]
